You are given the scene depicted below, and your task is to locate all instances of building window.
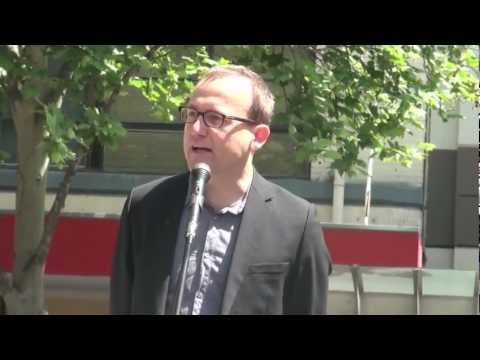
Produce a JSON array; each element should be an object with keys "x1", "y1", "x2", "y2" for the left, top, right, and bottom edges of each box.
[
  {"x1": 103, "y1": 122, "x2": 309, "y2": 178},
  {"x1": 0, "y1": 116, "x2": 16, "y2": 165},
  {"x1": 105, "y1": 85, "x2": 309, "y2": 177},
  {"x1": 254, "y1": 130, "x2": 309, "y2": 178},
  {"x1": 1, "y1": 85, "x2": 309, "y2": 179},
  {"x1": 103, "y1": 124, "x2": 187, "y2": 175}
]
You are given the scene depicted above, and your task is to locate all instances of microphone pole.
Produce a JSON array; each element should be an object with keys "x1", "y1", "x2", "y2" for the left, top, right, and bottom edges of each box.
[{"x1": 174, "y1": 162, "x2": 211, "y2": 315}]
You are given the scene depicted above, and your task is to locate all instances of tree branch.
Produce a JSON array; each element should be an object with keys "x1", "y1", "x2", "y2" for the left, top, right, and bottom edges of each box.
[
  {"x1": 0, "y1": 264, "x2": 12, "y2": 314},
  {"x1": 2, "y1": 45, "x2": 21, "y2": 58},
  {"x1": 39, "y1": 55, "x2": 85, "y2": 106},
  {"x1": 1, "y1": 46, "x2": 28, "y2": 103},
  {"x1": 0, "y1": 80, "x2": 6, "y2": 92},
  {"x1": 5, "y1": 74, "x2": 22, "y2": 105},
  {"x1": 103, "y1": 45, "x2": 161, "y2": 112},
  {"x1": 15, "y1": 150, "x2": 87, "y2": 291},
  {"x1": 310, "y1": 45, "x2": 328, "y2": 66},
  {"x1": 281, "y1": 84, "x2": 292, "y2": 114}
]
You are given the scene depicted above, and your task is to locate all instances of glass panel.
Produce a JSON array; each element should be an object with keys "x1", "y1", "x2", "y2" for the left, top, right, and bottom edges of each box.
[
  {"x1": 104, "y1": 129, "x2": 187, "y2": 175},
  {"x1": 110, "y1": 86, "x2": 164, "y2": 124},
  {"x1": 361, "y1": 266, "x2": 414, "y2": 295},
  {"x1": 422, "y1": 268, "x2": 476, "y2": 297},
  {"x1": 254, "y1": 132, "x2": 308, "y2": 178},
  {"x1": 104, "y1": 127, "x2": 309, "y2": 178},
  {"x1": 328, "y1": 265, "x2": 355, "y2": 292},
  {"x1": 0, "y1": 117, "x2": 17, "y2": 164}
]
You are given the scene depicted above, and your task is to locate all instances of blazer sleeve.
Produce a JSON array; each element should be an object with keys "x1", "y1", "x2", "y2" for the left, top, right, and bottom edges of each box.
[
  {"x1": 110, "y1": 193, "x2": 135, "y2": 314},
  {"x1": 285, "y1": 203, "x2": 332, "y2": 315}
]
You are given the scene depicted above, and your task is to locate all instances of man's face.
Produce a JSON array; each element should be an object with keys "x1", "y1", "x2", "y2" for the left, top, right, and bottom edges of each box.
[{"x1": 183, "y1": 75, "x2": 260, "y2": 177}]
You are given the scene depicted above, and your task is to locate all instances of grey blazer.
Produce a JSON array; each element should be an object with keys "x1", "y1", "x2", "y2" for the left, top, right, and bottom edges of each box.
[{"x1": 110, "y1": 170, "x2": 331, "y2": 314}]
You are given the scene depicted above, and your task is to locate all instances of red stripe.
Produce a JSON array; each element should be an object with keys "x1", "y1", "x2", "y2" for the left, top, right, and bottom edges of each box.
[
  {"x1": 0, "y1": 214, "x2": 422, "y2": 275},
  {"x1": 323, "y1": 227, "x2": 422, "y2": 267},
  {"x1": 0, "y1": 214, "x2": 118, "y2": 276},
  {"x1": 0, "y1": 214, "x2": 15, "y2": 272}
]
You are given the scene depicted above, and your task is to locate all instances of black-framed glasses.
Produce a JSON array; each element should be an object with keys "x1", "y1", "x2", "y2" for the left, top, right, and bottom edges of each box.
[{"x1": 178, "y1": 106, "x2": 257, "y2": 129}]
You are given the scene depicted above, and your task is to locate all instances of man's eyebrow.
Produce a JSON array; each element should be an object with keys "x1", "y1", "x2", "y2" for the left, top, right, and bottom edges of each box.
[{"x1": 187, "y1": 103, "x2": 224, "y2": 114}]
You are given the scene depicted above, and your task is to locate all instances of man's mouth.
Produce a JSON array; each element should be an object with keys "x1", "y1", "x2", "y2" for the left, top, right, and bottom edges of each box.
[{"x1": 191, "y1": 146, "x2": 213, "y2": 154}]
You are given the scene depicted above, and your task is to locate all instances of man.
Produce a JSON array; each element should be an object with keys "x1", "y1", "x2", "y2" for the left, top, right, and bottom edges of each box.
[{"x1": 110, "y1": 65, "x2": 332, "y2": 315}]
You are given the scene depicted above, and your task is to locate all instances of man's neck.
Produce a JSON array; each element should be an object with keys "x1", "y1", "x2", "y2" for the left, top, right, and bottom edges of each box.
[{"x1": 205, "y1": 166, "x2": 254, "y2": 211}]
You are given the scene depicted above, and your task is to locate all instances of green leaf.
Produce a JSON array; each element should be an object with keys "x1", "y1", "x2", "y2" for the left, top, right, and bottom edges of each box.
[
  {"x1": 170, "y1": 95, "x2": 185, "y2": 107},
  {"x1": 294, "y1": 148, "x2": 309, "y2": 163},
  {"x1": 49, "y1": 148, "x2": 63, "y2": 165},
  {"x1": 417, "y1": 142, "x2": 436, "y2": 152},
  {"x1": 462, "y1": 50, "x2": 479, "y2": 68},
  {"x1": 0, "y1": 150, "x2": 10, "y2": 163},
  {"x1": 323, "y1": 150, "x2": 342, "y2": 160},
  {"x1": 334, "y1": 127, "x2": 354, "y2": 138},
  {"x1": 315, "y1": 138, "x2": 332, "y2": 148},
  {"x1": 45, "y1": 106, "x2": 59, "y2": 134},
  {"x1": 66, "y1": 128, "x2": 76, "y2": 140},
  {"x1": 23, "y1": 85, "x2": 41, "y2": 100},
  {"x1": 0, "y1": 51, "x2": 15, "y2": 72},
  {"x1": 383, "y1": 126, "x2": 406, "y2": 138}
]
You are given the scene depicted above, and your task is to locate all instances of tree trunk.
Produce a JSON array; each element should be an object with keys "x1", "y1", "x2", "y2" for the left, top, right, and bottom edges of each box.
[
  {"x1": 2, "y1": 46, "x2": 50, "y2": 314},
  {"x1": 5, "y1": 100, "x2": 48, "y2": 314}
]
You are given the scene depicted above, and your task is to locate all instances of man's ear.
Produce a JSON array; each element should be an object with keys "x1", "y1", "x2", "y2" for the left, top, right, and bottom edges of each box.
[{"x1": 252, "y1": 125, "x2": 270, "y2": 152}]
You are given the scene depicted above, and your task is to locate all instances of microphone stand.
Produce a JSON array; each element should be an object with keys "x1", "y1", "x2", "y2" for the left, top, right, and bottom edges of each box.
[
  {"x1": 173, "y1": 174, "x2": 206, "y2": 315},
  {"x1": 174, "y1": 232, "x2": 195, "y2": 315}
]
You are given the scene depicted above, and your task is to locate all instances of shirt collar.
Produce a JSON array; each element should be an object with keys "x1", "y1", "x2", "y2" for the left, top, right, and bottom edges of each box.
[{"x1": 215, "y1": 175, "x2": 253, "y2": 215}]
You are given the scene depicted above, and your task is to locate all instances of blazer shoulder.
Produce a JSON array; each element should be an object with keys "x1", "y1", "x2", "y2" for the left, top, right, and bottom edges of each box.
[
  {"x1": 130, "y1": 172, "x2": 189, "y2": 205},
  {"x1": 257, "y1": 174, "x2": 312, "y2": 210},
  {"x1": 253, "y1": 172, "x2": 315, "y2": 223},
  {"x1": 272, "y1": 182, "x2": 312, "y2": 209}
]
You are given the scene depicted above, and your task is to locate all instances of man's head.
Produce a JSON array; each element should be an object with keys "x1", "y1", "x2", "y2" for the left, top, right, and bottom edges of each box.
[{"x1": 182, "y1": 65, "x2": 275, "y2": 181}]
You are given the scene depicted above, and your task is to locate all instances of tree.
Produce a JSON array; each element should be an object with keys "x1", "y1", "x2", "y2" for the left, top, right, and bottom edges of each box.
[
  {"x1": 0, "y1": 45, "x2": 223, "y2": 314},
  {"x1": 214, "y1": 45, "x2": 479, "y2": 175}
]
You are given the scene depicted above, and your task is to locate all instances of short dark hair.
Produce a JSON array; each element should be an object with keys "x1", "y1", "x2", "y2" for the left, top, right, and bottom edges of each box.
[{"x1": 195, "y1": 65, "x2": 275, "y2": 125}]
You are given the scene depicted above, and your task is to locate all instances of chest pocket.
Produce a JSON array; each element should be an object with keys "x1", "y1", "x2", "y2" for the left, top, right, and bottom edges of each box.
[
  {"x1": 230, "y1": 262, "x2": 290, "y2": 315},
  {"x1": 247, "y1": 262, "x2": 290, "y2": 275}
]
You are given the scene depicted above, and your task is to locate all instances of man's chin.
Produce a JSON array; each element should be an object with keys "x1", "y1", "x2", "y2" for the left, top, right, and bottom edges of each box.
[{"x1": 186, "y1": 158, "x2": 213, "y2": 172}]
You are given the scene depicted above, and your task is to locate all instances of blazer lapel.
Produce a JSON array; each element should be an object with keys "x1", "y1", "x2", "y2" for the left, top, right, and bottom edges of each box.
[
  {"x1": 221, "y1": 171, "x2": 274, "y2": 314},
  {"x1": 152, "y1": 173, "x2": 189, "y2": 270},
  {"x1": 150, "y1": 173, "x2": 189, "y2": 314}
]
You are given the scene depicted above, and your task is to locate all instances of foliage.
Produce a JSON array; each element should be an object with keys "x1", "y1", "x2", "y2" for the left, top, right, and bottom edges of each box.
[{"x1": 215, "y1": 45, "x2": 479, "y2": 175}]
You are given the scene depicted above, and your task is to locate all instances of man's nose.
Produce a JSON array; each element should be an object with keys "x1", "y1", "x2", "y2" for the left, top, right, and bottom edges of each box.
[{"x1": 190, "y1": 114, "x2": 208, "y2": 135}]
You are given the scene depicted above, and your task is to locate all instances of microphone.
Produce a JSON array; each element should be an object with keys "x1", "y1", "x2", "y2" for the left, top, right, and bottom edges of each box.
[{"x1": 185, "y1": 162, "x2": 211, "y2": 240}]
